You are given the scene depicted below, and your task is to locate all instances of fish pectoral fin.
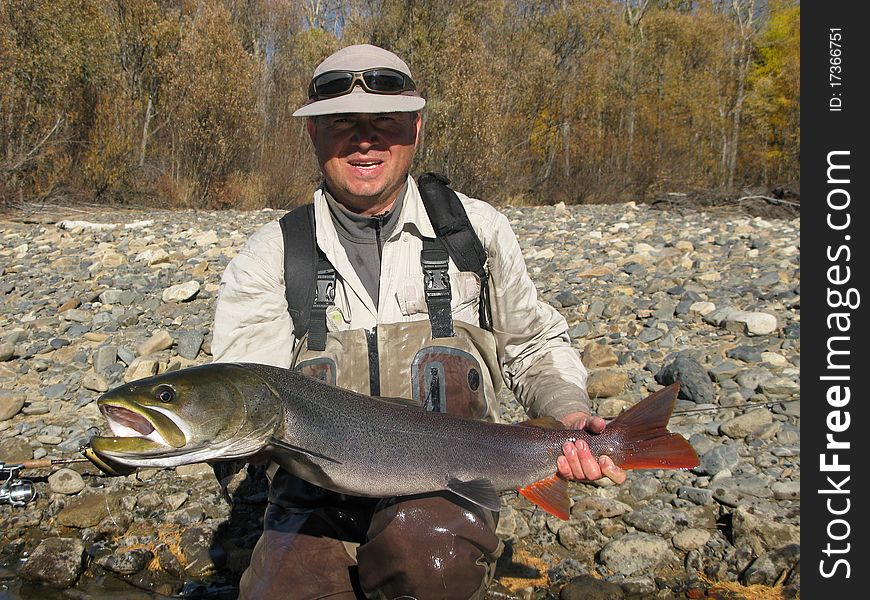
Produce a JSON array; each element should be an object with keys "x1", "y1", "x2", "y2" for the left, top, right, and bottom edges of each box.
[
  {"x1": 446, "y1": 477, "x2": 502, "y2": 512},
  {"x1": 267, "y1": 438, "x2": 342, "y2": 465},
  {"x1": 518, "y1": 474, "x2": 570, "y2": 520}
]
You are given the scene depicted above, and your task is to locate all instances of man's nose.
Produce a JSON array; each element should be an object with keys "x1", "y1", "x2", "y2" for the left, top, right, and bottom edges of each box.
[{"x1": 351, "y1": 119, "x2": 378, "y2": 146}]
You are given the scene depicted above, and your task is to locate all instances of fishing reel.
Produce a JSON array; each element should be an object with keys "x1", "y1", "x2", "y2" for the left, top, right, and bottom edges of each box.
[{"x1": 0, "y1": 462, "x2": 36, "y2": 507}]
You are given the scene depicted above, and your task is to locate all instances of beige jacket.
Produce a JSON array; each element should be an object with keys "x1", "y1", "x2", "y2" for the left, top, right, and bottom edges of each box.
[{"x1": 212, "y1": 176, "x2": 590, "y2": 419}]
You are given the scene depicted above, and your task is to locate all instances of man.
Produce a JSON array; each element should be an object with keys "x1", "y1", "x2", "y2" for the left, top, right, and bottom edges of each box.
[{"x1": 212, "y1": 44, "x2": 625, "y2": 600}]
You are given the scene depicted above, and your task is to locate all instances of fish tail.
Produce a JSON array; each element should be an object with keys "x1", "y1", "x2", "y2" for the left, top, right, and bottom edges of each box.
[{"x1": 606, "y1": 383, "x2": 699, "y2": 470}]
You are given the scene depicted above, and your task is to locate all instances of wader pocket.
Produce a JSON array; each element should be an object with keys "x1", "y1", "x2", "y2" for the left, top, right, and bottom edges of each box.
[
  {"x1": 411, "y1": 347, "x2": 486, "y2": 419},
  {"x1": 295, "y1": 357, "x2": 337, "y2": 385}
]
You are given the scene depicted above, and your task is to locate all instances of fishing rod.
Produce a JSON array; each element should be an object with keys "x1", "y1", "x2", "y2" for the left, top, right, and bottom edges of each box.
[{"x1": 671, "y1": 397, "x2": 800, "y2": 416}]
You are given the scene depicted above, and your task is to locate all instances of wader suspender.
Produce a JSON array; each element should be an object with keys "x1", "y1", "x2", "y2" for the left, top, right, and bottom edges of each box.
[{"x1": 279, "y1": 173, "x2": 492, "y2": 351}]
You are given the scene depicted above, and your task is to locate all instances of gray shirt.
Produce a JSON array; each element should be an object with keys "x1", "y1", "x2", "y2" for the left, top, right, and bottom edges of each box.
[{"x1": 323, "y1": 183, "x2": 406, "y2": 308}]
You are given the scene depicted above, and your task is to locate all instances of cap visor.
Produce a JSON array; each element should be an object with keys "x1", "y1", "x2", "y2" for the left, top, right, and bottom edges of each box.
[{"x1": 293, "y1": 89, "x2": 425, "y2": 117}]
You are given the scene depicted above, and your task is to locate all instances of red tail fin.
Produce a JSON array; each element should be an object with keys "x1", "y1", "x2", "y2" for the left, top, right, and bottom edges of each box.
[{"x1": 606, "y1": 383, "x2": 699, "y2": 470}]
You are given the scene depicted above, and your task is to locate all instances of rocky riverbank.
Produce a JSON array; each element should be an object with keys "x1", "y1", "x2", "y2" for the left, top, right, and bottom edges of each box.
[{"x1": 0, "y1": 200, "x2": 799, "y2": 599}]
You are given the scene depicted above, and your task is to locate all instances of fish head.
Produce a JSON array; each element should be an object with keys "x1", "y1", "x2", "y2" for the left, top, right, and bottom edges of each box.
[{"x1": 89, "y1": 363, "x2": 281, "y2": 470}]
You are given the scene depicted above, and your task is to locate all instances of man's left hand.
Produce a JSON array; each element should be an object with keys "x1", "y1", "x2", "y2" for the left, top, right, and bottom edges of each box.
[{"x1": 557, "y1": 412, "x2": 627, "y2": 485}]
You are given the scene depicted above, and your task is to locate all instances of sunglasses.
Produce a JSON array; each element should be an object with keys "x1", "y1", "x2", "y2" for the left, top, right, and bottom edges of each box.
[{"x1": 307, "y1": 68, "x2": 417, "y2": 100}]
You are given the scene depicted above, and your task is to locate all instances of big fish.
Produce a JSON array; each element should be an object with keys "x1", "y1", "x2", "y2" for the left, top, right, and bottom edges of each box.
[{"x1": 87, "y1": 363, "x2": 698, "y2": 519}]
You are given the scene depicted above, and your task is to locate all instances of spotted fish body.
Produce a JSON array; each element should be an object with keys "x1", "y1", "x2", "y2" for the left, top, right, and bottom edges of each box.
[{"x1": 88, "y1": 363, "x2": 699, "y2": 519}]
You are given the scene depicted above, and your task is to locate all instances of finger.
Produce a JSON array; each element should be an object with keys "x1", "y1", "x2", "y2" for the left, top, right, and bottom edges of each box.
[
  {"x1": 557, "y1": 455, "x2": 573, "y2": 479},
  {"x1": 599, "y1": 456, "x2": 627, "y2": 485},
  {"x1": 562, "y1": 442, "x2": 584, "y2": 480},
  {"x1": 574, "y1": 440, "x2": 602, "y2": 481},
  {"x1": 585, "y1": 416, "x2": 607, "y2": 434}
]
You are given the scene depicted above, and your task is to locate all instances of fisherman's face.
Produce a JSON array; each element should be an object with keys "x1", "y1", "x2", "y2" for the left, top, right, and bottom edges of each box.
[{"x1": 308, "y1": 112, "x2": 421, "y2": 216}]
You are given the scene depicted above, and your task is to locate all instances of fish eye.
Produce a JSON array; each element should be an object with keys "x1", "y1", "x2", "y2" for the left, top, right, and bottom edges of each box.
[{"x1": 155, "y1": 385, "x2": 175, "y2": 403}]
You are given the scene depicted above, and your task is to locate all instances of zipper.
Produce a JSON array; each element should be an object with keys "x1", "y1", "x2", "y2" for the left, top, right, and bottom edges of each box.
[{"x1": 365, "y1": 326, "x2": 380, "y2": 396}]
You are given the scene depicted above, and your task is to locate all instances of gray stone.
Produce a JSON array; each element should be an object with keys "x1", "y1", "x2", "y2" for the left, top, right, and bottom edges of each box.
[
  {"x1": 742, "y1": 544, "x2": 800, "y2": 586},
  {"x1": 93, "y1": 345, "x2": 118, "y2": 373},
  {"x1": 137, "y1": 329, "x2": 174, "y2": 356},
  {"x1": 174, "y1": 331, "x2": 204, "y2": 360},
  {"x1": 735, "y1": 367, "x2": 775, "y2": 391},
  {"x1": 772, "y1": 481, "x2": 800, "y2": 500},
  {"x1": 0, "y1": 391, "x2": 26, "y2": 420},
  {"x1": 162, "y1": 280, "x2": 200, "y2": 303},
  {"x1": 719, "y1": 408, "x2": 774, "y2": 438},
  {"x1": 629, "y1": 475, "x2": 661, "y2": 501},
  {"x1": 696, "y1": 444, "x2": 740, "y2": 475},
  {"x1": 599, "y1": 532, "x2": 676, "y2": 576},
  {"x1": 672, "y1": 528, "x2": 711, "y2": 551},
  {"x1": 48, "y1": 468, "x2": 86, "y2": 495},
  {"x1": 656, "y1": 355, "x2": 715, "y2": 403},
  {"x1": 725, "y1": 311, "x2": 778, "y2": 336},
  {"x1": 0, "y1": 341, "x2": 14, "y2": 361},
  {"x1": 622, "y1": 505, "x2": 675, "y2": 535}
]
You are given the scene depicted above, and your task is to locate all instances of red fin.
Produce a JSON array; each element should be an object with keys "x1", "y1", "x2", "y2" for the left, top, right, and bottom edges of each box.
[
  {"x1": 518, "y1": 474, "x2": 570, "y2": 520},
  {"x1": 607, "y1": 383, "x2": 699, "y2": 470}
]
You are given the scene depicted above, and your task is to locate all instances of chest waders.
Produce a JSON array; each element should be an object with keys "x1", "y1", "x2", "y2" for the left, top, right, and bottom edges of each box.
[{"x1": 279, "y1": 173, "x2": 501, "y2": 421}]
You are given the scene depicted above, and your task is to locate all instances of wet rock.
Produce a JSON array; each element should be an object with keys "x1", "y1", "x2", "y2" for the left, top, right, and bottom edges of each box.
[
  {"x1": 94, "y1": 546, "x2": 155, "y2": 575},
  {"x1": 17, "y1": 537, "x2": 86, "y2": 588},
  {"x1": 560, "y1": 574, "x2": 624, "y2": 600},
  {"x1": 57, "y1": 492, "x2": 124, "y2": 528},
  {"x1": 742, "y1": 544, "x2": 800, "y2": 586}
]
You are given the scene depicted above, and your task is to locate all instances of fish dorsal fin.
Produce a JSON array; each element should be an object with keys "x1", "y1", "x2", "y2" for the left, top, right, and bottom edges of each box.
[
  {"x1": 517, "y1": 416, "x2": 564, "y2": 430},
  {"x1": 446, "y1": 477, "x2": 502, "y2": 512},
  {"x1": 518, "y1": 474, "x2": 570, "y2": 520},
  {"x1": 268, "y1": 438, "x2": 343, "y2": 465}
]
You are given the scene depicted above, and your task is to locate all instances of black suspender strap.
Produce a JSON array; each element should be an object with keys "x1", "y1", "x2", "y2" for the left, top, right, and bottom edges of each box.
[
  {"x1": 421, "y1": 237, "x2": 454, "y2": 338},
  {"x1": 307, "y1": 257, "x2": 336, "y2": 351},
  {"x1": 278, "y1": 203, "x2": 337, "y2": 350},
  {"x1": 417, "y1": 172, "x2": 493, "y2": 331}
]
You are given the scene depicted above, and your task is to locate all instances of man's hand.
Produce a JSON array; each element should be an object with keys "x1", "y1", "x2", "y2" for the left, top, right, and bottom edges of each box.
[{"x1": 557, "y1": 411, "x2": 627, "y2": 485}]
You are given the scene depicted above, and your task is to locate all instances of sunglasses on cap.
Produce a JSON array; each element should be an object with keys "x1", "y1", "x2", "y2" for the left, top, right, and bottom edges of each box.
[{"x1": 307, "y1": 68, "x2": 417, "y2": 101}]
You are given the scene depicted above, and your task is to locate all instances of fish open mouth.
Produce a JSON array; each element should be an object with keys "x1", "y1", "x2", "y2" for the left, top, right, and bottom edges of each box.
[
  {"x1": 102, "y1": 405, "x2": 155, "y2": 436},
  {"x1": 96, "y1": 401, "x2": 187, "y2": 449}
]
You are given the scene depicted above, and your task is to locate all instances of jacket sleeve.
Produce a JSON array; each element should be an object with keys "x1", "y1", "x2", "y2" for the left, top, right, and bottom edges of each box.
[
  {"x1": 485, "y1": 210, "x2": 591, "y2": 420},
  {"x1": 211, "y1": 221, "x2": 296, "y2": 367}
]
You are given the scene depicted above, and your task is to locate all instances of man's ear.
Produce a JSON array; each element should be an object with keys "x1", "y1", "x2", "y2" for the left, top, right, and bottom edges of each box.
[
  {"x1": 306, "y1": 117, "x2": 317, "y2": 143},
  {"x1": 412, "y1": 112, "x2": 423, "y2": 145}
]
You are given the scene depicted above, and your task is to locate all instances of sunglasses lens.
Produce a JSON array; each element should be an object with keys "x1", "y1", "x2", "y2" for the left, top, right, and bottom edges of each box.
[
  {"x1": 363, "y1": 69, "x2": 408, "y2": 92},
  {"x1": 313, "y1": 72, "x2": 354, "y2": 97}
]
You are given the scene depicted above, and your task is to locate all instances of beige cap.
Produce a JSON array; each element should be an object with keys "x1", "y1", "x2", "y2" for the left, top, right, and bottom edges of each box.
[{"x1": 293, "y1": 44, "x2": 426, "y2": 117}]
